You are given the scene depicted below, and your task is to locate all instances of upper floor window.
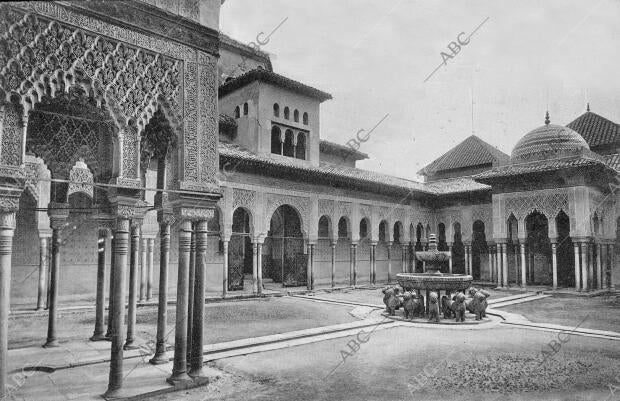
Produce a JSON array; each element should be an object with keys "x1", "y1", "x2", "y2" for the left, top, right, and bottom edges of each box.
[
  {"x1": 303, "y1": 112, "x2": 308, "y2": 125},
  {"x1": 284, "y1": 107, "x2": 290, "y2": 120},
  {"x1": 295, "y1": 132, "x2": 306, "y2": 160},
  {"x1": 273, "y1": 103, "x2": 280, "y2": 117},
  {"x1": 283, "y1": 129, "x2": 294, "y2": 157},
  {"x1": 293, "y1": 109, "x2": 299, "y2": 122},
  {"x1": 243, "y1": 103, "x2": 248, "y2": 116},
  {"x1": 271, "y1": 126, "x2": 282, "y2": 155},
  {"x1": 234, "y1": 106, "x2": 240, "y2": 119}
]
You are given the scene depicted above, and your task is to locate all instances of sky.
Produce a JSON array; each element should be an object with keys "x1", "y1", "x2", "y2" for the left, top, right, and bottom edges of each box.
[{"x1": 220, "y1": 0, "x2": 620, "y2": 181}]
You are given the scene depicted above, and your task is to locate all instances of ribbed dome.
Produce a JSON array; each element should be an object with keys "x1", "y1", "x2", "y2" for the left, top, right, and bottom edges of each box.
[{"x1": 511, "y1": 123, "x2": 590, "y2": 161}]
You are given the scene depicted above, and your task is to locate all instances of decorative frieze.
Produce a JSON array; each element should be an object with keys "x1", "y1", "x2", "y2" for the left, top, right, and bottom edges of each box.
[{"x1": 504, "y1": 191, "x2": 569, "y2": 220}]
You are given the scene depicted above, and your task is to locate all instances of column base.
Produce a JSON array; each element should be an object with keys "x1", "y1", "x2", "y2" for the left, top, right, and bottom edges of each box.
[
  {"x1": 102, "y1": 386, "x2": 128, "y2": 400},
  {"x1": 43, "y1": 339, "x2": 59, "y2": 348},
  {"x1": 166, "y1": 372, "x2": 193, "y2": 385},
  {"x1": 149, "y1": 352, "x2": 169, "y2": 365},
  {"x1": 123, "y1": 339, "x2": 139, "y2": 350},
  {"x1": 189, "y1": 367, "x2": 207, "y2": 379},
  {"x1": 90, "y1": 332, "x2": 107, "y2": 342}
]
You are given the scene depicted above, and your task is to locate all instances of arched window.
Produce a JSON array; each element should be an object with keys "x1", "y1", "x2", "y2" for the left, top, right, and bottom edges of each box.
[
  {"x1": 295, "y1": 132, "x2": 306, "y2": 160},
  {"x1": 303, "y1": 112, "x2": 308, "y2": 125},
  {"x1": 234, "y1": 106, "x2": 240, "y2": 119},
  {"x1": 271, "y1": 126, "x2": 282, "y2": 155},
  {"x1": 273, "y1": 103, "x2": 280, "y2": 117},
  {"x1": 243, "y1": 102, "x2": 248, "y2": 116},
  {"x1": 284, "y1": 106, "x2": 290, "y2": 120},
  {"x1": 338, "y1": 218, "x2": 348, "y2": 239},
  {"x1": 318, "y1": 216, "x2": 330, "y2": 238},
  {"x1": 294, "y1": 109, "x2": 299, "y2": 122},
  {"x1": 283, "y1": 129, "x2": 294, "y2": 157}
]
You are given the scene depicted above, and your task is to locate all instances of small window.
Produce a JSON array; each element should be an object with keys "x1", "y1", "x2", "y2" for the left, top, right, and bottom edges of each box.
[
  {"x1": 303, "y1": 112, "x2": 308, "y2": 125},
  {"x1": 243, "y1": 103, "x2": 248, "y2": 116},
  {"x1": 273, "y1": 103, "x2": 280, "y2": 117},
  {"x1": 234, "y1": 106, "x2": 240, "y2": 119},
  {"x1": 284, "y1": 107, "x2": 290, "y2": 120},
  {"x1": 283, "y1": 129, "x2": 294, "y2": 157},
  {"x1": 294, "y1": 109, "x2": 299, "y2": 122},
  {"x1": 295, "y1": 132, "x2": 306, "y2": 160},
  {"x1": 271, "y1": 126, "x2": 282, "y2": 155}
]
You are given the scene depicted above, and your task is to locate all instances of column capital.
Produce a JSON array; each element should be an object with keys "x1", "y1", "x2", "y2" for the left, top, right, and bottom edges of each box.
[
  {"x1": 157, "y1": 210, "x2": 176, "y2": 226},
  {"x1": 47, "y1": 202, "x2": 70, "y2": 228},
  {"x1": 174, "y1": 206, "x2": 215, "y2": 223}
]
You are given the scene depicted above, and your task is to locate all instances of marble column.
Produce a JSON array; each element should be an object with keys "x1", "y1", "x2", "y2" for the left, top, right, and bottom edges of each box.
[
  {"x1": 190, "y1": 219, "x2": 208, "y2": 377},
  {"x1": 186, "y1": 224, "x2": 196, "y2": 365},
  {"x1": 139, "y1": 238, "x2": 147, "y2": 302},
  {"x1": 496, "y1": 243, "x2": 502, "y2": 287},
  {"x1": 91, "y1": 229, "x2": 109, "y2": 341},
  {"x1": 574, "y1": 243, "x2": 581, "y2": 291},
  {"x1": 387, "y1": 242, "x2": 392, "y2": 283},
  {"x1": 370, "y1": 243, "x2": 376, "y2": 285},
  {"x1": 597, "y1": 243, "x2": 603, "y2": 290},
  {"x1": 105, "y1": 236, "x2": 116, "y2": 340},
  {"x1": 551, "y1": 242, "x2": 558, "y2": 290},
  {"x1": 124, "y1": 224, "x2": 140, "y2": 350},
  {"x1": 502, "y1": 243, "x2": 508, "y2": 287},
  {"x1": 588, "y1": 242, "x2": 595, "y2": 291},
  {"x1": 581, "y1": 242, "x2": 588, "y2": 291},
  {"x1": 222, "y1": 240, "x2": 229, "y2": 297},
  {"x1": 0, "y1": 211, "x2": 16, "y2": 400},
  {"x1": 257, "y1": 242, "x2": 264, "y2": 294},
  {"x1": 252, "y1": 242, "x2": 258, "y2": 294},
  {"x1": 150, "y1": 218, "x2": 172, "y2": 365},
  {"x1": 330, "y1": 242, "x2": 336, "y2": 288},
  {"x1": 401, "y1": 244, "x2": 407, "y2": 273},
  {"x1": 167, "y1": 220, "x2": 192, "y2": 384},
  {"x1": 147, "y1": 238, "x2": 154, "y2": 301},
  {"x1": 609, "y1": 244, "x2": 616, "y2": 290},
  {"x1": 104, "y1": 216, "x2": 130, "y2": 399},
  {"x1": 520, "y1": 243, "x2": 527, "y2": 289},
  {"x1": 351, "y1": 244, "x2": 357, "y2": 287},
  {"x1": 44, "y1": 213, "x2": 67, "y2": 348},
  {"x1": 36, "y1": 236, "x2": 50, "y2": 311},
  {"x1": 469, "y1": 246, "x2": 474, "y2": 277},
  {"x1": 464, "y1": 245, "x2": 470, "y2": 276},
  {"x1": 488, "y1": 247, "x2": 493, "y2": 282}
]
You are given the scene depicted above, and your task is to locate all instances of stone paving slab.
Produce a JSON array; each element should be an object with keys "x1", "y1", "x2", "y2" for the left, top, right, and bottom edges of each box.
[
  {"x1": 490, "y1": 294, "x2": 551, "y2": 308},
  {"x1": 487, "y1": 292, "x2": 537, "y2": 304}
]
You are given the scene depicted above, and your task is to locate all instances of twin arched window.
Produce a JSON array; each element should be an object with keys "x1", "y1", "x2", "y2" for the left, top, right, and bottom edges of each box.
[{"x1": 270, "y1": 125, "x2": 306, "y2": 160}]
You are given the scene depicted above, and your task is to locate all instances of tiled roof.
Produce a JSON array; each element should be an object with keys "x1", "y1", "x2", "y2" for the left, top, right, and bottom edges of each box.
[
  {"x1": 474, "y1": 154, "x2": 615, "y2": 180},
  {"x1": 218, "y1": 69, "x2": 333, "y2": 102},
  {"x1": 319, "y1": 140, "x2": 368, "y2": 161},
  {"x1": 219, "y1": 32, "x2": 273, "y2": 71},
  {"x1": 603, "y1": 153, "x2": 620, "y2": 171},
  {"x1": 218, "y1": 142, "x2": 487, "y2": 195},
  {"x1": 567, "y1": 111, "x2": 620, "y2": 148},
  {"x1": 418, "y1": 135, "x2": 509, "y2": 176}
]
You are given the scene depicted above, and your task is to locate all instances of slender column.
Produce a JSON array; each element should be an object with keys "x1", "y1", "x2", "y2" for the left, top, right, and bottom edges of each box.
[
  {"x1": 581, "y1": 242, "x2": 588, "y2": 291},
  {"x1": 448, "y1": 245, "x2": 453, "y2": 274},
  {"x1": 91, "y1": 229, "x2": 109, "y2": 341},
  {"x1": 104, "y1": 217, "x2": 130, "y2": 398},
  {"x1": 150, "y1": 219, "x2": 172, "y2": 365},
  {"x1": 307, "y1": 243, "x2": 314, "y2": 290},
  {"x1": 370, "y1": 243, "x2": 376, "y2": 285},
  {"x1": 514, "y1": 244, "x2": 519, "y2": 285},
  {"x1": 105, "y1": 236, "x2": 116, "y2": 339},
  {"x1": 186, "y1": 224, "x2": 196, "y2": 364},
  {"x1": 190, "y1": 220, "x2": 208, "y2": 377},
  {"x1": 351, "y1": 244, "x2": 357, "y2": 287},
  {"x1": 496, "y1": 243, "x2": 502, "y2": 287},
  {"x1": 588, "y1": 242, "x2": 595, "y2": 290},
  {"x1": 44, "y1": 215, "x2": 66, "y2": 348},
  {"x1": 387, "y1": 242, "x2": 392, "y2": 283},
  {"x1": 609, "y1": 244, "x2": 616, "y2": 290},
  {"x1": 257, "y1": 242, "x2": 263, "y2": 294},
  {"x1": 147, "y1": 238, "x2": 154, "y2": 301},
  {"x1": 502, "y1": 243, "x2": 508, "y2": 287},
  {"x1": 139, "y1": 238, "x2": 147, "y2": 302},
  {"x1": 0, "y1": 211, "x2": 16, "y2": 400},
  {"x1": 124, "y1": 224, "x2": 140, "y2": 350},
  {"x1": 167, "y1": 220, "x2": 192, "y2": 384},
  {"x1": 464, "y1": 246, "x2": 470, "y2": 275},
  {"x1": 252, "y1": 242, "x2": 258, "y2": 294},
  {"x1": 551, "y1": 243, "x2": 557, "y2": 290},
  {"x1": 222, "y1": 240, "x2": 229, "y2": 297},
  {"x1": 489, "y1": 248, "x2": 494, "y2": 282},
  {"x1": 520, "y1": 243, "x2": 527, "y2": 289},
  {"x1": 401, "y1": 245, "x2": 407, "y2": 273},
  {"x1": 597, "y1": 243, "x2": 603, "y2": 290},
  {"x1": 36, "y1": 236, "x2": 50, "y2": 311},
  {"x1": 574, "y1": 243, "x2": 581, "y2": 291},
  {"x1": 330, "y1": 242, "x2": 336, "y2": 288}
]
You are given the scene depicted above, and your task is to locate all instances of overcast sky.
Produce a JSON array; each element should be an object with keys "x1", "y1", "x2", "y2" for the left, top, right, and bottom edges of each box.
[{"x1": 220, "y1": 0, "x2": 620, "y2": 180}]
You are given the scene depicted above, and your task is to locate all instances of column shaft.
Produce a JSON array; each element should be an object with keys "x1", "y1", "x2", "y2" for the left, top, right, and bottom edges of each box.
[
  {"x1": 105, "y1": 237, "x2": 116, "y2": 339},
  {"x1": 150, "y1": 222, "x2": 170, "y2": 365},
  {"x1": 91, "y1": 230, "x2": 108, "y2": 341},
  {"x1": 168, "y1": 220, "x2": 192, "y2": 383},
  {"x1": 521, "y1": 243, "x2": 527, "y2": 289},
  {"x1": 252, "y1": 243, "x2": 258, "y2": 294},
  {"x1": 588, "y1": 242, "x2": 594, "y2": 290},
  {"x1": 104, "y1": 218, "x2": 130, "y2": 398},
  {"x1": 36, "y1": 237, "x2": 49, "y2": 311},
  {"x1": 257, "y1": 243, "x2": 263, "y2": 294},
  {"x1": 186, "y1": 224, "x2": 196, "y2": 364},
  {"x1": 190, "y1": 220, "x2": 207, "y2": 377},
  {"x1": 387, "y1": 244, "x2": 392, "y2": 283},
  {"x1": 140, "y1": 238, "x2": 147, "y2": 302},
  {"x1": 370, "y1": 244, "x2": 376, "y2": 285},
  {"x1": 331, "y1": 243, "x2": 336, "y2": 288},
  {"x1": 574, "y1": 243, "x2": 581, "y2": 291},
  {"x1": 551, "y1": 243, "x2": 557, "y2": 290},
  {"x1": 581, "y1": 242, "x2": 588, "y2": 291},
  {"x1": 464, "y1": 246, "x2": 470, "y2": 275},
  {"x1": 496, "y1": 244, "x2": 502, "y2": 287},
  {"x1": 147, "y1": 238, "x2": 154, "y2": 301},
  {"x1": 124, "y1": 224, "x2": 140, "y2": 350},
  {"x1": 401, "y1": 245, "x2": 407, "y2": 273},
  {"x1": 222, "y1": 240, "x2": 229, "y2": 297},
  {"x1": 0, "y1": 212, "x2": 15, "y2": 400},
  {"x1": 502, "y1": 243, "x2": 508, "y2": 287},
  {"x1": 597, "y1": 243, "x2": 603, "y2": 290},
  {"x1": 351, "y1": 244, "x2": 357, "y2": 287},
  {"x1": 44, "y1": 227, "x2": 61, "y2": 348}
]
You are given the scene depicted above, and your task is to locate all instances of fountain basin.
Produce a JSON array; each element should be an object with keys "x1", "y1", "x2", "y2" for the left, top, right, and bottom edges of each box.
[{"x1": 396, "y1": 272, "x2": 473, "y2": 292}]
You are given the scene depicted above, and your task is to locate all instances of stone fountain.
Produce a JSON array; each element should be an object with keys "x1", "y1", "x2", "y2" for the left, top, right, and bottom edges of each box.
[{"x1": 396, "y1": 234, "x2": 473, "y2": 318}]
